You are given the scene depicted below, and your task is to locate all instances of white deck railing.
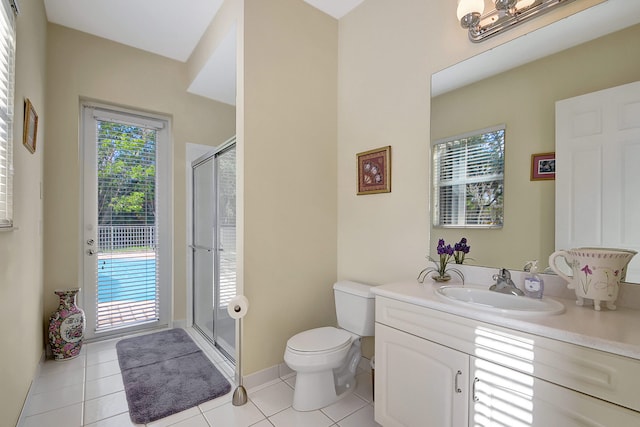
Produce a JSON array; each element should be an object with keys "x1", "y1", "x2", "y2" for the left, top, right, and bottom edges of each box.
[{"x1": 98, "y1": 225, "x2": 156, "y2": 251}]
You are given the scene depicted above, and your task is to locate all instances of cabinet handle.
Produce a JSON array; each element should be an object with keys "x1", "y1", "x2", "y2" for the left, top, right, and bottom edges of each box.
[
  {"x1": 472, "y1": 377, "x2": 480, "y2": 401},
  {"x1": 455, "y1": 370, "x2": 463, "y2": 394}
]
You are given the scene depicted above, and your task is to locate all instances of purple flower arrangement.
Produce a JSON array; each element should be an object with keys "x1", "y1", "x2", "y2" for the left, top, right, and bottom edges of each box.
[
  {"x1": 417, "y1": 238, "x2": 470, "y2": 283},
  {"x1": 453, "y1": 237, "x2": 471, "y2": 265}
]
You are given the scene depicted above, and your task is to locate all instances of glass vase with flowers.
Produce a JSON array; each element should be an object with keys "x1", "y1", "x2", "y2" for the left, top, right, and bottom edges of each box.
[{"x1": 417, "y1": 238, "x2": 470, "y2": 283}]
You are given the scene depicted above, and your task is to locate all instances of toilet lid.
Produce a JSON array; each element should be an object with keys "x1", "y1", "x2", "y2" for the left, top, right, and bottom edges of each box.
[{"x1": 287, "y1": 327, "x2": 352, "y2": 353}]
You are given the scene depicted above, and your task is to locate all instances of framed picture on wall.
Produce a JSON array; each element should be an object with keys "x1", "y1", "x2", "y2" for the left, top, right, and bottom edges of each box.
[
  {"x1": 531, "y1": 152, "x2": 555, "y2": 181},
  {"x1": 23, "y1": 98, "x2": 38, "y2": 154},
  {"x1": 357, "y1": 145, "x2": 391, "y2": 195}
]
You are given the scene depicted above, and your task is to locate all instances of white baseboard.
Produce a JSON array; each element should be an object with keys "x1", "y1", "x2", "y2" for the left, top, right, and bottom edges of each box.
[
  {"x1": 172, "y1": 319, "x2": 187, "y2": 329},
  {"x1": 243, "y1": 364, "x2": 281, "y2": 390}
]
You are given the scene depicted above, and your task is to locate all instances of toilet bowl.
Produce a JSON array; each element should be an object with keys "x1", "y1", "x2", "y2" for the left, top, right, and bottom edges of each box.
[
  {"x1": 285, "y1": 327, "x2": 361, "y2": 411},
  {"x1": 284, "y1": 281, "x2": 375, "y2": 411},
  {"x1": 285, "y1": 327, "x2": 353, "y2": 370}
]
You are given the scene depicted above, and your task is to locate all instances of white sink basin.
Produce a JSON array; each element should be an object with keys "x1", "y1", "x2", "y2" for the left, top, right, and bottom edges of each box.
[{"x1": 435, "y1": 286, "x2": 565, "y2": 316}]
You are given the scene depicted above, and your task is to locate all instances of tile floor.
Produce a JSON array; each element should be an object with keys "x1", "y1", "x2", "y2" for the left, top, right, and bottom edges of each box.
[{"x1": 19, "y1": 328, "x2": 380, "y2": 427}]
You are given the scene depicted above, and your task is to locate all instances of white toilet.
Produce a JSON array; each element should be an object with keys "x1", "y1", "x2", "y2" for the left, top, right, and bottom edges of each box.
[{"x1": 284, "y1": 280, "x2": 375, "y2": 411}]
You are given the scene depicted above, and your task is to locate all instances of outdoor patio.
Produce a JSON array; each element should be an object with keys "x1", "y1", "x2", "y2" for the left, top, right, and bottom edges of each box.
[{"x1": 96, "y1": 299, "x2": 157, "y2": 329}]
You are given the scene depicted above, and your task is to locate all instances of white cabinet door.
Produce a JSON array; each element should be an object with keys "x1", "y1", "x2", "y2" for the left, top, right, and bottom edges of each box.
[
  {"x1": 555, "y1": 81, "x2": 640, "y2": 282},
  {"x1": 470, "y1": 357, "x2": 640, "y2": 427},
  {"x1": 375, "y1": 323, "x2": 469, "y2": 427}
]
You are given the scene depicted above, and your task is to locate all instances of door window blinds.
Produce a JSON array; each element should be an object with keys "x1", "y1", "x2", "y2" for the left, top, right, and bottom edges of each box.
[{"x1": 94, "y1": 114, "x2": 161, "y2": 330}]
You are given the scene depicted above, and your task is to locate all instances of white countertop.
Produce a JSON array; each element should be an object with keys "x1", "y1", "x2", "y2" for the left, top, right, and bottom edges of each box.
[{"x1": 373, "y1": 280, "x2": 640, "y2": 361}]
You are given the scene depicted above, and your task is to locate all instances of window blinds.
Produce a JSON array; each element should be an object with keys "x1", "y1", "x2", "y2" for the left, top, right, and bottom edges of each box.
[
  {"x1": 0, "y1": 0, "x2": 15, "y2": 229},
  {"x1": 433, "y1": 126, "x2": 505, "y2": 227},
  {"x1": 94, "y1": 117, "x2": 160, "y2": 329}
]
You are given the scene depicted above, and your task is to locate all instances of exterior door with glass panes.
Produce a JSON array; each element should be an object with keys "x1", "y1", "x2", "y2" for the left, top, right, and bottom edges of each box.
[{"x1": 81, "y1": 104, "x2": 171, "y2": 340}]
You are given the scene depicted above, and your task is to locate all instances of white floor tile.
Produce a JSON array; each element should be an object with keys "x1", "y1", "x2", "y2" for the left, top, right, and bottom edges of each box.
[
  {"x1": 86, "y1": 348, "x2": 118, "y2": 366},
  {"x1": 198, "y1": 390, "x2": 233, "y2": 412},
  {"x1": 167, "y1": 414, "x2": 211, "y2": 427},
  {"x1": 85, "y1": 373, "x2": 124, "y2": 400},
  {"x1": 320, "y1": 393, "x2": 367, "y2": 422},
  {"x1": 268, "y1": 407, "x2": 334, "y2": 427},
  {"x1": 38, "y1": 356, "x2": 86, "y2": 377},
  {"x1": 147, "y1": 407, "x2": 201, "y2": 427},
  {"x1": 203, "y1": 401, "x2": 266, "y2": 427},
  {"x1": 20, "y1": 402, "x2": 84, "y2": 427},
  {"x1": 249, "y1": 381, "x2": 294, "y2": 417},
  {"x1": 83, "y1": 390, "x2": 129, "y2": 425},
  {"x1": 32, "y1": 368, "x2": 85, "y2": 394},
  {"x1": 85, "y1": 359, "x2": 121, "y2": 382},
  {"x1": 84, "y1": 338, "x2": 120, "y2": 355},
  {"x1": 336, "y1": 405, "x2": 380, "y2": 427},
  {"x1": 83, "y1": 412, "x2": 141, "y2": 427},
  {"x1": 21, "y1": 327, "x2": 317, "y2": 427},
  {"x1": 24, "y1": 382, "x2": 84, "y2": 416}
]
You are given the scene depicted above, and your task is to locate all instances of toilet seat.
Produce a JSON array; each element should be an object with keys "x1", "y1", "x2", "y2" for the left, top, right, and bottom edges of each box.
[{"x1": 286, "y1": 327, "x2": 352, "y2": 354}]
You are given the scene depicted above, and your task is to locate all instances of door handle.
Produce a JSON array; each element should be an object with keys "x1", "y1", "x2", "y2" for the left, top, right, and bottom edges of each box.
[
  {"x1": 472, "y1": 377, "x2": 480, "y2": 401},
  {"x1": 454, "y1": 370, "x2": 463, "y2": 394}
]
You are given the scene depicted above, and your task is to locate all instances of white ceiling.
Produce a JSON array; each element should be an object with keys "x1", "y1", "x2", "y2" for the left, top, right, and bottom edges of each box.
[
  {"x1": 43, "y1": 0, "x2": 225, "y2": 62},
  {"x1": 303, "y1": 0, "x2": 365, "y2": 19},
  {"x1": 43, "y1": 0, "x2": 364, "y2": 105},
  {"x1": 43, "y1": 1, "x2": 638, "y2": 105}
]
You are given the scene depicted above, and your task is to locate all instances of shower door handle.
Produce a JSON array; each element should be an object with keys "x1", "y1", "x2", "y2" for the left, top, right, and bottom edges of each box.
[{"x1": 189, "y1": 244, "x2": 213, "y2": 252}]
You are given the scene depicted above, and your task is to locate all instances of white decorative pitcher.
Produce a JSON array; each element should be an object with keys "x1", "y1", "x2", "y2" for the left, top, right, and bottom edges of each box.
[{"x1": 549, "y1": 248, "x2": 637, "y2": 311}]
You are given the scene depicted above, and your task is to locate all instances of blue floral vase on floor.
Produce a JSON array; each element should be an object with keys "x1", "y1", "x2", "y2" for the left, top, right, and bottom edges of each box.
[{"x1": 48, "y1": 289, "x2": 85, "y2": 360}]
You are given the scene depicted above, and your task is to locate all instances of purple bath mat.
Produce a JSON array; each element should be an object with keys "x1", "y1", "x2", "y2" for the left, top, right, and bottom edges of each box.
[{"x1": 116, "y1": 329, "x2": 231, "y2": 424}]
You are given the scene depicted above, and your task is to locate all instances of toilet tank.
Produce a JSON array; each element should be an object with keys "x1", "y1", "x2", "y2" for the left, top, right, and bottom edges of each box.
[{"x1": 333, "y1": 281, "x2": 375, "y2": 336}]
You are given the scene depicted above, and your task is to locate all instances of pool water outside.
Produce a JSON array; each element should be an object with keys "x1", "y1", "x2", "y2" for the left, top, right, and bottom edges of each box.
[{"x1": 97, "y1": 256, "x2": 157, "y2": 303}]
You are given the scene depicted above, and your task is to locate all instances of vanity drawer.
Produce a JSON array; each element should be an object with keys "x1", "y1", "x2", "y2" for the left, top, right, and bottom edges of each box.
[{"x1": 376, "y1": 296, "x2": 640, "y2": 412}]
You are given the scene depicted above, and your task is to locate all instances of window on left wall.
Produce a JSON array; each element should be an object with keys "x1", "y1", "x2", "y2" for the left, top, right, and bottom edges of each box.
[{"x1": 0, "y1": 0, "x2": 17, "y2": 230}]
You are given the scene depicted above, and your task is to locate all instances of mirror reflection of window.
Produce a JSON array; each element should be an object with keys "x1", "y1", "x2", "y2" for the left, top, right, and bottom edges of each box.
[{"x1": 432, "y1": 125, "x2": 505, "y2": 228}]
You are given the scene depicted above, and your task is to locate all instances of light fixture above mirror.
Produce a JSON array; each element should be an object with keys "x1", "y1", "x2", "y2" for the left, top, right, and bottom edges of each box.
[{"x1": 457, "y1": 0, "x2": 577, "y2": 42}]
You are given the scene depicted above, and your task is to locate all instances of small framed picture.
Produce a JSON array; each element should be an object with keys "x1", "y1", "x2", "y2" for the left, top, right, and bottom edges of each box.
[
  {"x1": 23, "y1": 98, "x2": 38, "y2": 154},
  {"x1": 531, "y1": 152, "x2": 555, "y2": 180},
  {"x1": 357, "y1": 146, "x2": 391, "y2": 195}
]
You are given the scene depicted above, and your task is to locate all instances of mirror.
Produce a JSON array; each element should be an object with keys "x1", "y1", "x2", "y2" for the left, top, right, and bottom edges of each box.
[{"x1": 430, "y1": 21, "x2": 640, "y2": 274}]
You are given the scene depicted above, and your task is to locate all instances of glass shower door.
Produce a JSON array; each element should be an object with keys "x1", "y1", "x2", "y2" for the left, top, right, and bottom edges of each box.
[
  {"x1": 213, "y1": 144, "x2": 236, "y2": 359},
  {"x1": 192, "y1": 156, "x2": 215, "y2": 343},
  {"x1": 192, "y1": 140, "x2": 236, "y2": 361}
]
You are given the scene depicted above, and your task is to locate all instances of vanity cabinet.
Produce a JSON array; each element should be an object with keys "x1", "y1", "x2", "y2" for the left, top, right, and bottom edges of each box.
[
  {"x1": 376, "y1": 323, "x2": 468, "y2": 426},
  {"x1": 374, "y1": 296, "x2": 640, "y2": 427},
  {"x1": 470, "y1": 358, "x2": 640, "y2": 426}
]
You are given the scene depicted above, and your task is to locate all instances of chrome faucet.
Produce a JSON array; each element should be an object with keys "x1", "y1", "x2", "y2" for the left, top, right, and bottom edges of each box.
[{"x1": 490, "y1": 268, "x2": 524, "y2": 296}]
